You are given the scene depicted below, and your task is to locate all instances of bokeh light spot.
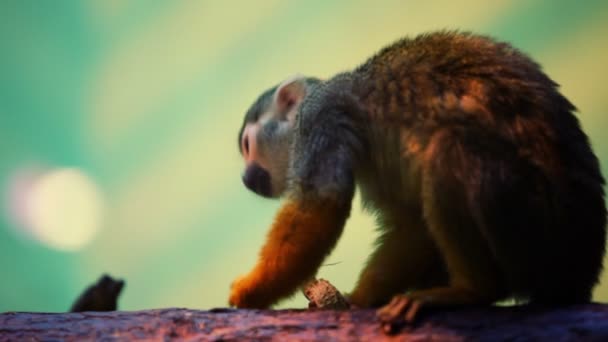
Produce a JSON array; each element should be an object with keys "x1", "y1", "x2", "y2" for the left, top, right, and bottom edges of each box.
[{"x1": 6, "y1": 167, "x2": 104, "y2": 251}]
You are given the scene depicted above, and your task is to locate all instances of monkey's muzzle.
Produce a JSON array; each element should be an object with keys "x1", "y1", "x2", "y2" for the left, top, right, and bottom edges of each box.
[{"x1": 243, "y1": 163, "x2": 272, "y2": 198}]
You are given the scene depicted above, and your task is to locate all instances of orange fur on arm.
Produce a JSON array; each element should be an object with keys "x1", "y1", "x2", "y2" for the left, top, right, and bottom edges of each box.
[{"x1": 229, "y1": 199, "x2": 350, "y2": 308}]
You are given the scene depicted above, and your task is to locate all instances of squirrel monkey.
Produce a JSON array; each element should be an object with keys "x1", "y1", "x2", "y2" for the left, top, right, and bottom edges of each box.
[{"x1": 230, "y1": 31, "x2": 606, "y2": 324}]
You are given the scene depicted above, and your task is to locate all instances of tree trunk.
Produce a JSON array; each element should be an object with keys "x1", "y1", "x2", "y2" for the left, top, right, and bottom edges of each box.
[{"x1": 2, "y1": 304, "x2": 608, "y2": 341}]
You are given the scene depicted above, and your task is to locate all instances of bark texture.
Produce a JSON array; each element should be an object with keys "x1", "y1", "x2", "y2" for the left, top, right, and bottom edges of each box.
[{"x1": 2, "y1": 304, "x2": 608, "y2": 341}]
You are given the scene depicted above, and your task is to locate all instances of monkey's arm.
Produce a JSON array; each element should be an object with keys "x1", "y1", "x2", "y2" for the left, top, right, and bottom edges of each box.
[
  {"x1": 229, "y1": 199, "x2": 351, "y2": 308},
  {"x1": 229, "y1": 95, "x2": 363, "y2": 308}
]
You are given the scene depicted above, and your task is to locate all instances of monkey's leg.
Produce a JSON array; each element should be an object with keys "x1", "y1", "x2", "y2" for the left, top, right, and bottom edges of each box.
[
  {"x1": 378, "y1": 129, "x2": 508, "y2": 326},
  {"x1": 350, "y1": 212, "x2": 447, "y2": 308}
]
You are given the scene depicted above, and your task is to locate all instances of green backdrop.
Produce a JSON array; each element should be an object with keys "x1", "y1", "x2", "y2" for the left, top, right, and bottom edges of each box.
[{"x1": 1, "y1": 0, "x2": 607, "y2": 312}]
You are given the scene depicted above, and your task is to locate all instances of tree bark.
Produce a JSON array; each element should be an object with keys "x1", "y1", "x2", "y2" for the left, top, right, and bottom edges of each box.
[{"x1": 2, "y1": 304, "x2": 608, "y2": 341}]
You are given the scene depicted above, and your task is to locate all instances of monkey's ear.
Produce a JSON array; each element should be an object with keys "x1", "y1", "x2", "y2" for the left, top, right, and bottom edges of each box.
[{"x1": 274, "y1": 74, "x2": 307, "y2": 121}]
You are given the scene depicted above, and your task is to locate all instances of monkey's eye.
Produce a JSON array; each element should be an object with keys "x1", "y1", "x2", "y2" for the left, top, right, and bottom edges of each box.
[{"x1": 242, "y1": 134, "x2": 250, "y2": 155}]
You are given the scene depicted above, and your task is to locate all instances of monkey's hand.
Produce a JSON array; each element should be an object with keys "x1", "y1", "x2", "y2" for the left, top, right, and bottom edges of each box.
[
  {"x1": 228, "y1": 276, "x2": 258, "y2": 308},
  {"x1": 229, "y1": 273, "x2": 271, "y2": 309}
]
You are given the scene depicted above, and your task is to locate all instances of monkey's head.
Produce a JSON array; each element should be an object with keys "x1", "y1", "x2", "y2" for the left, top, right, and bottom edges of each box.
[{"x1": 238, "y1": 75, "x2": 319, "y2": 198}]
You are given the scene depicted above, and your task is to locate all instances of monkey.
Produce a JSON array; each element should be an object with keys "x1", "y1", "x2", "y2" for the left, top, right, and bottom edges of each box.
[{"x1": 230, "y1": 31, "x2": 607, "y2": 327}]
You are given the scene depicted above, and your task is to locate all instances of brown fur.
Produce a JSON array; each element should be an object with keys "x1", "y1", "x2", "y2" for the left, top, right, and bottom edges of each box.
[
  {"x1": 229, "y1": 199, "x2": 350, "y2": 308},
  {"x1": 234, "y1": 32, "x2": 606, "y2": 319}
]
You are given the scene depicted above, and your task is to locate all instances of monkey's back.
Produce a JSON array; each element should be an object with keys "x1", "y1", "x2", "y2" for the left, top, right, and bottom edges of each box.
[{"x1": 348, "y1": 31, "x2": 606, "y2": 302}]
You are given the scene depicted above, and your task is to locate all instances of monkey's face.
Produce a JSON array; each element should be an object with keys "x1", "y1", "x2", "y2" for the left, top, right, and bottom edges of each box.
[
  {"x1": 239, "y1": 75, "x2": 310, "y2": 198},
  {"x1": 240, "y1": 117, "x2": 293, "y2": 198}
]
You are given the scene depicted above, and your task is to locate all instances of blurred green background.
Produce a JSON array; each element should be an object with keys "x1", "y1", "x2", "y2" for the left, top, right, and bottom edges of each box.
[{"x1": 1, "y1": 0, "x2": 608, "y2": 312}]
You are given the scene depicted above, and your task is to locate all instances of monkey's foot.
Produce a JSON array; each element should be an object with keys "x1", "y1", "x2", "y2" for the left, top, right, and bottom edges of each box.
[
  {"x1": 377, "y1": 294, "x2": 424, "y2": 333},
  {"x1": 377, "y1": 287, "x2": 500, "y2": 333}
]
